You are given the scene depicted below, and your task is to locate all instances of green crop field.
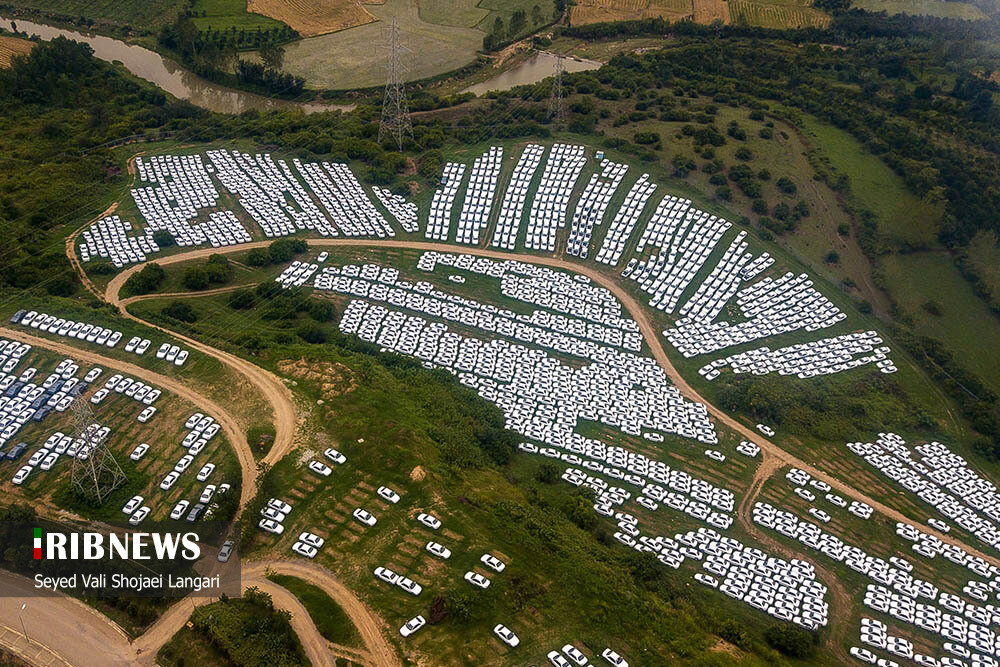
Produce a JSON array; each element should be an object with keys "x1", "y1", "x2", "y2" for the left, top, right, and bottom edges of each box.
[
  {"x1": 0, "y1": 0, "x2": 186, "y2": 29},
  {"x1": 851, "y1": 0, "x2": 988, "y2": 18},
  {"x1": 189, "y1": 0, "x2": 289, "y2": 33},
  {"x1": 728, "y1": 0, "x2": 831, "y2": 28}
]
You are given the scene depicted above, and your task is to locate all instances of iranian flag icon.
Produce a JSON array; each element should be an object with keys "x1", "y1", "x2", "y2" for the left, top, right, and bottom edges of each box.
[{"x1": 33, "y1": 528, "x2": 41, "y2": 560}]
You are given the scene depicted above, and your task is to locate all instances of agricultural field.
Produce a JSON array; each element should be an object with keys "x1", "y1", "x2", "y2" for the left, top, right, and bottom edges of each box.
[
  {"x1": 0, "y1": 34, "x2": 31, "y2": 68},
  {"x1": 570, "y1": 0, "x2": 694, "y2": 24},
  {"x1": 0, "y1": 0, "x2": 186, "y2": 30},
  {"x1": 279, "y1": 0, "x2": 485, "y2": 89},
  {"x1": 728, "y1": 0, "x2": 830, "y2": 28},
  {"x1": 851, "y1": 0, "x2": 988, "y2": 18},
  {"x1": 416, "y1": 0, "x2": 559, "y2": 37},
  {"x1": 246, "y1": 0, "x2": 377, "y2": 37},
  {"x1": 189, "y1": 0, "x2": 289, "y2": 34}
]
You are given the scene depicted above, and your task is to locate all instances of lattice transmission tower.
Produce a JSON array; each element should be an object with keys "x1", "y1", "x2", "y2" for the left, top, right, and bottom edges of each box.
[
  {"x1": 70, "y1": 387, "x2": 127, "y2": 504},
  {"x1": 378, "y1": 17, "x2": 413, "y2": 150},
  {"x1": 547, "y1": 54, "x2": 567, "y2": 126}
]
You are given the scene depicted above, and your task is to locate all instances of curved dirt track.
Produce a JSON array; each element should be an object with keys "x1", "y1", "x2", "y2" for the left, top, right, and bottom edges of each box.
[
  {"x1": 102, "y1": 238, "x2": 1000, "y2": 569},
  {"x1": 0, "y1": 328, "x2": 258, "y2": 509},
  {"x1": 132, "y1": 561, "x2": 399, "y2": 667}
]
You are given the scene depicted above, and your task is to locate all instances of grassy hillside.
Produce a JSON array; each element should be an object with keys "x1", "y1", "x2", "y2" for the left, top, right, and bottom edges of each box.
[{"x1": 0, "y1": 0, "x2": 187, "y2": 31}]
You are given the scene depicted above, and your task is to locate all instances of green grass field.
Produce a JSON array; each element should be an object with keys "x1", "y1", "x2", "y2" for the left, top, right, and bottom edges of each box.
[
  {"x1": 851, "y1": 0, "x2": 988, "y2": 18},
  {"x1": 189, "y1": 0, "x2": 288, "y2": 33},
  {"x1": 800, "y1": 116, "x2": 941, "y2": 248},
  {"x1": 266, "y1": 574, "x2": 363, "y2": 647},
  {"x1": 966, "y1": 230, "x2": 1000, "y2": 296},
  {"x1": 881, "y1": 251, "x2": 1000, "y2": 395},
  {"x1": 0, "y1": 0, "x2": 186, "y2": 29}
]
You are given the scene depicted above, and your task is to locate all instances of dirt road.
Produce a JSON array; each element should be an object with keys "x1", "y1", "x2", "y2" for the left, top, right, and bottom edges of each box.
[
  {"x1": 100, "y1": 238, "x2": 1000, "y2": 570},
  {"x1": 132, "y1": 561, "x2": 398, "y2": 667},
  {"x1": 0, "y1": 571, "x2": 135, "y2": 666}
]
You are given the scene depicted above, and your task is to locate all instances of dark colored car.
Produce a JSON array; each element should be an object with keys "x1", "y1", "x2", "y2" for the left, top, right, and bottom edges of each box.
[
  {"x1": 6, "y1": 443, "x2": 28, "y2": 460},
  {"x1": 9, "y1": 310, "x2": 26, "y2": 325},
  {"x1": 186, "y1": 503, "x2": 206, "y2": 522}
]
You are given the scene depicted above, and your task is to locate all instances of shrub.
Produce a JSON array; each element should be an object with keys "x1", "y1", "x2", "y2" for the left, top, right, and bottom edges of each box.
[
  {"x1": 734, "y1": 147, "x2": 753, "y2": 161},
  {"x1": 122, "y1": 263, "x2": 165, "y2": 296},
  {"x1": 634, "y1": 131, "x2": 660, "y2": 145},
  {"x1": 228, "y1": 289, "x2": 255, "y2": 309},
  {"x1": 161, "y1": 300, "x2": 198, "y2": 323},
  {"x1": 715, "y1": 186, "x2": 733, "y2": 201},
  {"x1": 776, "y1": 176, "x2": 797, "y2": 194},
  {"x1": 751, "y1": 198, "x2": 768, "y2": 215},
  {"x1": 764, "y1": 624, "x2": 816, "y2": 659},
  {"x1": 824, "y1": 251, "x2": 840, "y2": 264},
  {"x1": 297, "y1": 323, "x2": 327, "y2": 344},
  {"x1": 152, "y1": 229, "x2": 176, "y2": 247},
  {"x1": 182, "y1": 266, "x2": 211, "y2": 290}
]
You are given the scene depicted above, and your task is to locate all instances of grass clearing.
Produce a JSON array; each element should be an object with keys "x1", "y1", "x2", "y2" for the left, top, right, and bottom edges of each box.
[
  {"x1": 266, "y1": 573, "x2": 363, "y2": 647},
  {"x1": 246, "y1": 0, "x2": 376, "y2": 37},
  {"x1": 880, "y1": 251, "x2": 1000, "y2": 395},
  {"x1": 851, "y1": 0, "x2": 988, "y2": 17},
  {"x1": 0, "y1": 34, "x2": 33, "y2": 68},
  {"x1": 800, "y1": 116, "x2": 940, "y2": 247},
  {"x1": 965, "y1": 230, "x2": 1000, "y2": 297}
]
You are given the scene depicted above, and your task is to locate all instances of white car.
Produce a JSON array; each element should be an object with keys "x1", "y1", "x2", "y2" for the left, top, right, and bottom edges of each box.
[
  {"x1": 562, "y1": 645, "x2": 589, "y2": 666},
  {"x1": 129, "y1": 507, "x2": 150, "y2": 526},
  {"x1": 317, "y1": 251, "x2": 329, "y2": 263},
  {"x1": 299, "y1": 532, "x2": 325, "y2": 549},
  {"x1": 399, "y1": 615, "x2": 425, "y2": 638},
  {"x1": 200, "y1": 485, "x2": 217, "y2": 503},
  {"x1": 267, "y1": 498, "x2": 293, "y2": 515},
  {"x1": 291, "y1": 542, "x2": 317, "y2": 558},
  {"x1": 481, "y1": 553, "x2": 506, "y2": 572},
  {"x1": 308, "y1": 460, "x2": 332, "y2": 477},
  {"x1": 548, "y1": 652, "x2": 573, "y2": 667},
  {"x1": 125, "y1": 337, "x2": 140, "y2": 352},
  {"x1": 174, "y1": 350, "x2": 188, "y2": 366},
  {"x1": 397, "y1": 576, "x2": 422, "y2": 596},
  {"x1": 137, "y1": 406, "x2": 156, "y2": 423},
  {"x1": 170, "y1": 500, "x2": 190, "y2": 520},
  {"x1": 260, "y1": 506, "x2": 286, "y2": 522},
  {"x1": 377, "y1": 486, "x2": 400, "y2": 503},
  {"x1": 353, "y1": 508, "x2": 377, "y2": 527},
  {"x1": 601, "y1": 648, "x2": 628, "y2": 666},
  {"x1": 156, "y1": 343, "x2": 169, "y2": 359},
  {"x1": 417, "y1": 513, "x2": 441, "y2": 530},
  {"x1": 12, "y1": 466, "x2": 31, "y2": 485},
  {"x1": 426, "y1": 541, "x2": 451, "y2": 559},
  {"x1": 494, "y1": 624, "x2": 519, "y2": 648},
  {"x1": 323, "y1": 448, "x2": 346, "y2": 464},
  {"x1": 39, "y1": 452, "x2": 58, "y2": 471},
  {"x1": 136, "y1": 339, "x2": 151, "y2": 355},
  {"x1": 185, "y1": 412, "x2": 204, "y2": 429},
  {"x1": 142, "y1": 389, "x2": 161, "y2": 405},
  {"x1": 259, "y1": 518, "x2": 284, "y2": 535},
  {"x1": 174, "y1": 455, "x2": 194, "y2": 473},
  {"x1": 374, "y1": 567, "x2": 399, "y2": 585},
  {"x1": 130, "y1": 443, "x2": 149, "y2": 461},
  {"x1": 160, "y1": 471, "x2": 180, "y2": 490},
  {"x1": 122, "y1": 495, "x2": 143, "y2": 514},
  {"x1": 196, "y1": 463, "x2": 215, "y2": 481},
  {"x1": 217, "y1": 540, "x2": 234, "y2": 562},
  {"x1": 464, "y1": 571, "x2": 491, "y2": 589}
]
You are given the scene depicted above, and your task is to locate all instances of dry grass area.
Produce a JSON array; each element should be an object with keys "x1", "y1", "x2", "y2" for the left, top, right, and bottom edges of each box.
[
  {"x1": 246, "y1": 0, "x2": 377, "y2": 37},
  {"x1": 0, "y1": 35, "x2": 34, "y2": 69}
]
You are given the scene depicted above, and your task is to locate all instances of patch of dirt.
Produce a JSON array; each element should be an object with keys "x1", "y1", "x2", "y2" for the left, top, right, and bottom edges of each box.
[
  {"x1": 709, "y1": 638, "x2": 741, "y2": 657},
  {"x1": 410, "y1": 465, "x2": 426, "y2": 481},
  {"x1": 277, "y1": 357, "x2": 356, "y2": 400},
  {"x1": 247, "y1": 0, "x2": 376, "y2": 38}
]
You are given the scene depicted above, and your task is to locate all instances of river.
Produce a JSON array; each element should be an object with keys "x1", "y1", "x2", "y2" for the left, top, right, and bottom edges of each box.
[
  {"x1": 4, "y1": 17, "x2": 602, "y2": 113},
  {"x1": 463, "y1": 51, "x2": 601, "y2": 97},
  {"x1": 1, "y1": 16, "x2": 351, "y2": 115}
]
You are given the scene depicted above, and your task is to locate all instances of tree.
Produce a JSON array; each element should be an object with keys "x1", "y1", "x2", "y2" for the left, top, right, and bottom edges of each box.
[
  {"x1": 182, "y1": 266, "x2": 211, "y2": 290},
  {"x1": 153, "y1": 230, "x2": 176, "y2": 247},
  {"x1": 532, "y1": 4, "x2": 543, "y2": 24},
  {"x1": 260, "y1": 44, "x2": 285, "y2": 70},
  {"x1": 764, "y1": 624, "x2": 816, "y2": 658}
]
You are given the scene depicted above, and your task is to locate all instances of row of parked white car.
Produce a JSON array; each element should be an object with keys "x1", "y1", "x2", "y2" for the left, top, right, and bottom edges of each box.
[
  {"x1": 849, "y1": 433, "x2": 1000, "y2": 556},
  {"x1": 12, "y1": 310, "x2": 122, "y2": 348},
  {"x1": 424, "y1": 161, "x2": 466, "y2": 243},
  {"x1": 526, "y1": 143, "x2": 586, "y2": 253},
  {"x1": 454, "y1": 146, "x2": 503, "y2": 246}
]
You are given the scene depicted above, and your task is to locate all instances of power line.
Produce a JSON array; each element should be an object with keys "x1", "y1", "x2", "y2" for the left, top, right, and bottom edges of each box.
[
  {"x1": 378, "y1": 17, "x2": 413, "y2": 151},
  {"x1": 547, "y1": 54, "x2": 567, "y2": 126}
]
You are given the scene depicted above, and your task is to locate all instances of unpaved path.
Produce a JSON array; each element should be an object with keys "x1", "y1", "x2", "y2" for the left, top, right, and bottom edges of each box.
[
  {"x1": 99, "y1": 238, "x2": 1000, "y2": 571},
  {"x1": 132, "y1": 561, "x2": 398, "y2": 667}
]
